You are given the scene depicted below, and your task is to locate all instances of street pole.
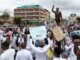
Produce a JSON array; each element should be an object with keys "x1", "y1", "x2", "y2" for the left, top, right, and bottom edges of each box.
[
  {"x1": 25, "y1": 10, "x2": 27, "y2": 25},
  {"x1": 39, "y1": 6, "x2": 40, "y2": 26}
]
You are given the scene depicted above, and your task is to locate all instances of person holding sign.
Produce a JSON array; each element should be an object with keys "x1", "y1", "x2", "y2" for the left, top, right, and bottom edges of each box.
[{"x1": 29, "y1": 38, "x2": 53, "y2": 60}]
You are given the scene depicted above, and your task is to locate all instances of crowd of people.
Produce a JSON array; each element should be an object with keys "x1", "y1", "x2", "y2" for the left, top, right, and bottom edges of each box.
[{"x1": 0, "y1": 22, "x2": 80, "y2": 60}]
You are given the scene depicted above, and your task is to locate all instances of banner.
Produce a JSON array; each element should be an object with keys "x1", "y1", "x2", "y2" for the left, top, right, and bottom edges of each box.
[
  {"x1": 52, "y1": 27, "x2": 64, "y2": 41},
  {"x1": 29, "y1": 26, "x2": 47, "y2": 41}
]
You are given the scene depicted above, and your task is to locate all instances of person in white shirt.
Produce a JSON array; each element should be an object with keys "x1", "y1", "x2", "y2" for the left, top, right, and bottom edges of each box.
[
  {"x1": 23, "y1": 27, "x2": 26, "y2": 34},
  {"x1": 26, "y1": 34, "x2": 35, "y2": 60},
  {"x1": 30, "y1": 38, "x2": 53, "y2": 60},
  {"x1": 26, "y1": 34, "x2": 31, "y2": 50},
  {"x1": 13, "y1": 34, "x2": 24, "y2": 50},
  {"x1": 65, "y1": 36, "x2": 77, "y2": 60},
  {"x1": 0, "y1": 39, "x2": 15, "y2": 60},
  {"x1": 16, "y1": 42, "x2": 33, "y2": 60}
]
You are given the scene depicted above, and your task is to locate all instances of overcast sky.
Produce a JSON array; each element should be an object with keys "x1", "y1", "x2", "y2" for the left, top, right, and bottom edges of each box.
[{"x1": 0, "y1": 0, "x2": 80, "y2": 18}]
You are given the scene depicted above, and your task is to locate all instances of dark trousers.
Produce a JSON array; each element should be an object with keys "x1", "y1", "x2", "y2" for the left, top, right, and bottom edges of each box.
[
  {"x1": 33, "y1": 57, "x2": 35, "y2": 60},
  {"x1": 14, "y1": 50, "x2": 18, "y2": 60}
]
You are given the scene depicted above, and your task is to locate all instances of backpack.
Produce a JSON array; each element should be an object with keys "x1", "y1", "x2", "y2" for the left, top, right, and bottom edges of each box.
[{"x1": 15, "y1": 35, "x2": 20, "y2": 47}]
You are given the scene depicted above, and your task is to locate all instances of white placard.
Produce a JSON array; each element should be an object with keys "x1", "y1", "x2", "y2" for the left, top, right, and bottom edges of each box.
[{"x1": 29, "y1": 26, "x2": 47, "y2": 41}]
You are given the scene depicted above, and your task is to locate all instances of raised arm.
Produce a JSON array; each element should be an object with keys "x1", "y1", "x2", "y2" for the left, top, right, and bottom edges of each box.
[
  {"x1": 52, "y1": 5, "x2": 56, "y2": 13},
  {"x1": 30, "y1": 38, "x2": 53, "y2": 53},
  {"x1": 41, "y1": 38, "x2": 53, "y2": 52}
]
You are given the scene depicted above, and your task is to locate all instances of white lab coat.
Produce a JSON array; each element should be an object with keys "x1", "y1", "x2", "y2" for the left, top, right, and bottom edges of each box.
[
  {"x1": 0, "y1": 49, "x2": 15, "y2": 60},
  {"x1": 30, "y1": 38, "x2": 52, "y2": 60},
  {"x1": 26, "y1": 34, "x2": 36, "y2": 58},
  {"x1": 12, "y1": 35, "x2": 24, "y2": 50},
  {"x1": 16, "y1": 49, "x2": 33, "y2": 60},
  {"x1": 53, "y1": 57, "x2": 66, "y2": 60},
  {"x1": 26, "y1": 34, "x2": 31, "y2": 50}
]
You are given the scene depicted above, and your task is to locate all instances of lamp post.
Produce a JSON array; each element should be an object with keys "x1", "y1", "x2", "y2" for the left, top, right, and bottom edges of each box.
[{"x1": 25, "y1": 10, "x2": 27, "y2": 25}]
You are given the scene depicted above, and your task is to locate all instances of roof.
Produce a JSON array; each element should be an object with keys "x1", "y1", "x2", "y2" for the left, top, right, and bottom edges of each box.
[{"x1": 18, "y1": 5, "x2": 42, "y2": 9}]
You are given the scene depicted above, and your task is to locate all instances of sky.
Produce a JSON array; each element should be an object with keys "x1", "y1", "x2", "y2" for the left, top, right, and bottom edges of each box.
[{"x1": 0, "y1": 0, "x2": 80, "y2": 18}]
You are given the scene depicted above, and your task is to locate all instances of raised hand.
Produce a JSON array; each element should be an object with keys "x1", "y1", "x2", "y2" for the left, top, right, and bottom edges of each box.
[{"x1": 52, "y1": 5, "x2": 55, "y2": 13}]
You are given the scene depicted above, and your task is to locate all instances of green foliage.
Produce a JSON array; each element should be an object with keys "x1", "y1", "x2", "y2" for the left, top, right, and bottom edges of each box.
[
  {"x1": 1, "y1": 11, "x2": 10, "y2": 20},
  {"x1": 26, "y1": 20, "x2": 29, "y2": 24},
  {"x1": 77, "y1": 17, "x2": 80, "y2": 22},
  {"x1": 13, "y1": 17, "x2": 22, "y2": 25}
]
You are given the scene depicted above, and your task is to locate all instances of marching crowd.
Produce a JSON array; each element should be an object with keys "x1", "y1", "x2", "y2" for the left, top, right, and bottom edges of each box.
[{"x1": 0, "y1": 22, "x2": 80, "y2": 60}]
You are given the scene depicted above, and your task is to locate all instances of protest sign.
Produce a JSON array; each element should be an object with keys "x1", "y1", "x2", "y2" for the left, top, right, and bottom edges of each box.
[
  {"x1": 47, "y1": 48, "x2": 54, "y2": 59},
  {"x1": 29, "y1": 26, "x2": 47, "y2": 41},
  {"x1": 52, "y1": 27, "x2": 64, "y2": 41}
]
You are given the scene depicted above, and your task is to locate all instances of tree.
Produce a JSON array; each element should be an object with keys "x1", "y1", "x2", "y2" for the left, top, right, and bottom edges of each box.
[
  {"x1": 1, "y1": 10, "x2": 10, "y2": 20},
  {"x1": 0, "y1": 20, "x2": 4, "y2": 25},
  {"x1": 13, "y1": 17, "x2": 22, "y2": 25},
  {"x1": 77, "y1": 17, "x2": 80, "y2": 22},
  {"x1": 26, "y1": 20, "x2": 29, "y2": 24}
]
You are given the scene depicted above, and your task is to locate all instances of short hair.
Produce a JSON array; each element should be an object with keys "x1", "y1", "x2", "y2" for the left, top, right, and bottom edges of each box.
[
  {"x1": 56, "y1": 41, "x2": 61, "y2": 47},
  {"x1": 21, "y1": 43, "x2": 26, "y2": 49},
  {"x1": 54, "y1": 47, "x2": 62, "y2": 57},
  {"x1": 1, "y1": 40, "x2": 10, "y2": 50},
  {"x1": 9, "y1": 28, "x2": 13, "y2": 31}
]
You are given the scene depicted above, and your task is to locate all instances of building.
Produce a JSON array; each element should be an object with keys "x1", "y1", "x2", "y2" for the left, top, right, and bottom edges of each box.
[
  {"x1": 14, "y1": 5, "x2": 50, "y2": 25},
  {"x1": 68, "y1": 14, "x2": 77, "y2": 24}
]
